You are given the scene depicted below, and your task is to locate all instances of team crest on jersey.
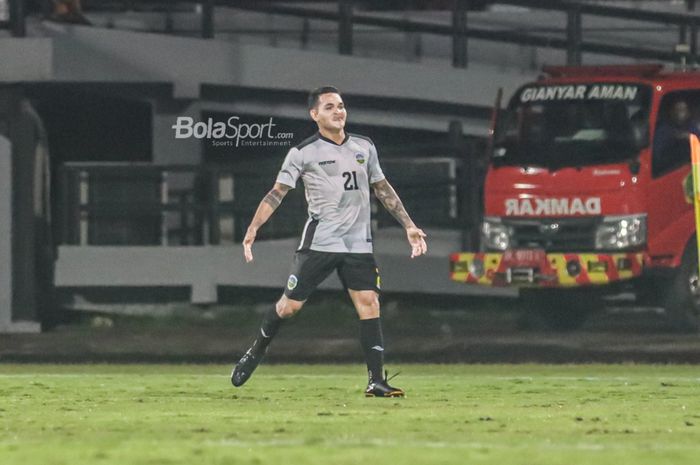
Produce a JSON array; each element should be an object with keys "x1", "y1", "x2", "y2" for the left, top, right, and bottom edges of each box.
[
  {"x1": 287, "y1": 274, "x2": 298, "y2": 290},
  {"x1": 355, "y1": 153, "x2": 366, "y2": 165}
]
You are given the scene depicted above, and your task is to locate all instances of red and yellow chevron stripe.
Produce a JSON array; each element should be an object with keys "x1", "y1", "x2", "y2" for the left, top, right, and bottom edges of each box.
[{"x1": 449, "y1": 251, "x2": 644, "y2": 287}]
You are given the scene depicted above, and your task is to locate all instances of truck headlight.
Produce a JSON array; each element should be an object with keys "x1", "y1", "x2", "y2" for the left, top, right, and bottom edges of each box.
[
  {"x1": 594, "y1": 214, "x2": 646, "y2": 250},
  {"x1": 482, "y1": 217, "x2": 512, "y2": 251}
]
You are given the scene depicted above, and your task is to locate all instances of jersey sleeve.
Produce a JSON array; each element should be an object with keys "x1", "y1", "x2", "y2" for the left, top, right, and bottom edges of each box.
[
  {"x1": 367, "y1": 142, "x2": 385, "y2": 184},
  {"x1": 276, "y1": 147, "x2": 304, "y2": 188}
]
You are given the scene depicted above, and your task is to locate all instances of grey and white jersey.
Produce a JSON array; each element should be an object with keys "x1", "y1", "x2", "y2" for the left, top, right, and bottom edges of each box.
[{"x1": 276, "y1": 132, "x2": 385, "y2": 253}]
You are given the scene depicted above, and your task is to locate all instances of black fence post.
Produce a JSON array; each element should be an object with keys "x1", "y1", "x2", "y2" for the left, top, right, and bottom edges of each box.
[
  {"x1": 165, "y1": 2, "x2": 174, "y2": 34},
  {"x1": 680, "y1": 22, "x2": 688, "y2": 51},
  {"x1": 468, "y1": 139, "x2": 484, "y2": 251},
  {"x1": 41, "y1": 0, "x2": 51, "y2": 20},
  {"x1": 301, "y1": 17, "x2": 310, "y2": 49},
  {"x1": 56, "y1": 165, "x2": 69, "y2": 245},
  {"x1": 201, "y1": 0, "x2": 214, "y2": 39},
  {"x1": 566, "y1": 6, "x2": 582, "y2": 65},
  {"x1": 208, "y1": 167, "x2": 220, "y2": 245},
  {"x1": 450, "y1": 121, "x2": 472, "y2": 250},
  {"x1": 57, "y1": 166, "x2": 79, "y2": 245},
  {"x1": 9, "y1": 0, "x2": 25, "y2": 37},
  {"x1": 691, "y1": 20, "x2": 698, "y2": 64},
  {"x1": 452, "y1": 0, "x2": 468, "y2": 68},
  {"x1": 338, "y1": 0, "x2": 353, "y2": 55}
]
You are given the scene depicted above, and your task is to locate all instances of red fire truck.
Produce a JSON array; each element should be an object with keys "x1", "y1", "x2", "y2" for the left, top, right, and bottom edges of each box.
[{"x1": 450, "y1": 64, "x2": 700, "y2": 331}]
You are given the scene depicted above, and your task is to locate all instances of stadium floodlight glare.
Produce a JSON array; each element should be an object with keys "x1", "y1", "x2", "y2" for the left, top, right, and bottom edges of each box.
[
  {"x1": 594, "y1": 214, "x2": 646, "y2": 250},
  {"x1": 481, "y1": 217, "x2": 512, "y2": 251}
]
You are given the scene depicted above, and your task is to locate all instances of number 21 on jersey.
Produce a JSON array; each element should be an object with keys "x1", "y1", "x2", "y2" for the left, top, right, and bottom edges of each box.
[{"x1": 342, "y1": 171, "x2": 359, "y2": 191}]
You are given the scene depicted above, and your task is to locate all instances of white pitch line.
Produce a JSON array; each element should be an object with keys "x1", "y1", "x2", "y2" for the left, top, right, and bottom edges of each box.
[
  {"x1": 1, "y1": 374, "x2": 699, "y2": 382},
  {"x1": 203, "y1": 438, "x2": 700, "y2": 451}
]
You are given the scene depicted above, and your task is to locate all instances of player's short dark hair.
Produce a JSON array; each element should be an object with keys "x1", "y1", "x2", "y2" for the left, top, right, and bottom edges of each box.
[{"x1": 308, "y1": 86, "x2": 341, "y2": 109}]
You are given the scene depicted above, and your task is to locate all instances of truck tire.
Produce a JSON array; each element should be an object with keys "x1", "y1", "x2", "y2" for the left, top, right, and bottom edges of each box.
[
  {"x1": 518, "y1": 288, "x2": 596, "y2": 331},
  {"x1": 664, "y1": 241, "x2": 700, "y2": 333}
]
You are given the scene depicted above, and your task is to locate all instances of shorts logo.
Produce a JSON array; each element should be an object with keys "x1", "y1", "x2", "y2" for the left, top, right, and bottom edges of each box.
[
  {"x1": 287, "y1": 274, "x2": 298, "y2": 290},
  {"x1": 376, "y1": 268, "x2": 381, "y2": 290},
  {"x1": 355, "y1": 153, "x2": 366, "y2": 165}
]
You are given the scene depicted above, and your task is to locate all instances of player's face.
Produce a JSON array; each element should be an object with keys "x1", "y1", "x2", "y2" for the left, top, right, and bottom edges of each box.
[{"x1": 310, "y1": 93, "x2": 346, "y2": 132}]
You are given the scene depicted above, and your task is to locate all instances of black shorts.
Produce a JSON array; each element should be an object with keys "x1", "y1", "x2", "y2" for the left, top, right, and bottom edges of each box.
[{"x1": 283, "y1": 250, "x2": 380, "y2": 301}]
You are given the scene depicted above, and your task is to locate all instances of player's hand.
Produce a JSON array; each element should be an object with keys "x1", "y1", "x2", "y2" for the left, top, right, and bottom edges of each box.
[
  {"x1": 406, "y1": 226, "x2": 427, "y2": 258},
  {"x1": 243, "y1": 227, "x2": 257, "y2": 263}
]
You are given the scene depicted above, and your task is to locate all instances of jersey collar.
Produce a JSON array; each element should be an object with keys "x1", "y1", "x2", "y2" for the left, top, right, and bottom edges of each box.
[{"x1": 317, "y1": 131, "x2": 349, "y2": 146}]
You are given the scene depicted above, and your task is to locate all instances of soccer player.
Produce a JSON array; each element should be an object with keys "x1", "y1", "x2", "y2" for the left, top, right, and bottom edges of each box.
[{"x1": 231, "y1": 86, "x2": 428, "y2": 397}]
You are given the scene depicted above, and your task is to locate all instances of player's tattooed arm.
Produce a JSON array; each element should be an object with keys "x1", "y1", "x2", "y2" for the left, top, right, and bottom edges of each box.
[
  {"x1": 250, "y1": 183, "x2": 290, "y2": 229},
  {"x1": 243, "y1": 183, "x2": 291, "y2": 263},
  {"x1": 372, "y1": 179, "x2": 428, "y2": 258},
  {"x1": 371, "y1": 179, "x2": 414, "y2": 228},
  {"x1": 262, "y1": 186, "x2": 286, "y2": 210}
]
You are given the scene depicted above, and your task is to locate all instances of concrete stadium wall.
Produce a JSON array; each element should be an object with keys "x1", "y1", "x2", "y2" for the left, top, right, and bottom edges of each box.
[
  {"x1": 0, "y1": 135, "x2": 41, "y2": 333},
  {"x1": 0, "y1": 38, "x2": 52, "y2": 81},
  {"x1": 16, "y1": 23, "x2": 537, "y2": 110},
  {"x1": 54, "y1": 228, "x2": 515, "y2": 303}
]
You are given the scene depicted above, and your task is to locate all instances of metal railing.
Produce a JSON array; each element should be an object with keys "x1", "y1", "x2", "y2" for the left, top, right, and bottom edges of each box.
[
  {"x1": 57, "y1": 162, "x2": 312, "y2": 246},
  {"x1": 229, "y1": 0, "x2": 700, "y2": 66},
  {"x1": 56, "y1": 158, "x2": 472, "y2": 247},
  {"x1": 6, "y1": 1, "x2": 700, "y2": 65}
]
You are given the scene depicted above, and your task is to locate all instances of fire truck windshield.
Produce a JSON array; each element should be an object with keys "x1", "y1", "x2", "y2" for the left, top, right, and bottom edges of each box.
[{"x1": 493, "y1": 83, "x2": 651, "y2": 168}]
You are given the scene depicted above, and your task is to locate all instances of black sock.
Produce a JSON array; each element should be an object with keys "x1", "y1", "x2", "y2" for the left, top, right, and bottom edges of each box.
[
  {"x1": 255, "y1": 306, "x2": 283, "y2": 351},
  {"x1": 359, "y1": 317, "x2": 385, "y2": 383}
]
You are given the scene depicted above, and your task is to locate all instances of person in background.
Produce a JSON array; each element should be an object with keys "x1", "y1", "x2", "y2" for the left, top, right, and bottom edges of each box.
[
  {"x1": 653, "y1": 98, "x2": 700, "y2": 162},
  {"x1": 49, "y1": 0, "x2": 91, "y2": 25}
]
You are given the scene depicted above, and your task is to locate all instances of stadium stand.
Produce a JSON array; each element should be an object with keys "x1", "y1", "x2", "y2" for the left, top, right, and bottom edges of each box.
[{"x1": 2, "y1": 0, "x2": 700, "y2": 326}]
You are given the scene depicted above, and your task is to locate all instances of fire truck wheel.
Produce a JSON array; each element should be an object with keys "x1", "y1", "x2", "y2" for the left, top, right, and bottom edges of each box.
[
  {"x1": 517, "y1": 288, "x2": 597, "y2": 331},
  {"x1": 665, "y1": 242, "x2": 700, "y2": 333}
]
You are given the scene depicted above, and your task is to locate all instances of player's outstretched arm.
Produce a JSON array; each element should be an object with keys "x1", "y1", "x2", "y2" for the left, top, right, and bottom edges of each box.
[
  {"x1": 371, "y1": 179, "x2": 428, "y2": 258},
  {"x1": 243, "y1": 183, "x2": 291, "y2": 263}
]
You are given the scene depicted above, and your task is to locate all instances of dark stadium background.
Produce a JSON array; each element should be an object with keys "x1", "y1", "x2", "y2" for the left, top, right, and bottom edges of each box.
[{"x1": 2, "y1": 0, "x2": 700, "y2": 362}]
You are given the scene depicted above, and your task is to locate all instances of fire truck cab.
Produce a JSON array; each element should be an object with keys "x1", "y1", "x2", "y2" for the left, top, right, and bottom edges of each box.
[{"x1": 450, "y1": 64, "x2": 700, "y2": 331}]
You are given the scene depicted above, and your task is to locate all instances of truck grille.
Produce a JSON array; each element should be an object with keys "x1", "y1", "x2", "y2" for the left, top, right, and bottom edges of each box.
[{"x1": 504, "y1": 217, "x2": 599, "y2": 252}]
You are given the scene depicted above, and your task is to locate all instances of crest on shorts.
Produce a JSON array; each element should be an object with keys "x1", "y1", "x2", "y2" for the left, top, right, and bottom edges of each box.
[
  {"x1": 287, "y1": 274, "x2": 298, "y2": 290},
  {"x1": 355, "y1": 153, "x2": 366, "y2": 165}
]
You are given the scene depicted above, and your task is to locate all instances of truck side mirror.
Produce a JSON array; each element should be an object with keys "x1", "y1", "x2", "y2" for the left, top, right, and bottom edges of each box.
[
  {"x1": 490, "y1": 111, "x2": 513, "y2": 168},
  {"x1": 491, "y1": 109, "x2": 513, "y2": 158}
]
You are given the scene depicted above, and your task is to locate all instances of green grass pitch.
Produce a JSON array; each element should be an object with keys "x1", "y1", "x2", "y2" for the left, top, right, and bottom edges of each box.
[{"x1": 1, "y1": 364, "x2": 699, "y2": 465}]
